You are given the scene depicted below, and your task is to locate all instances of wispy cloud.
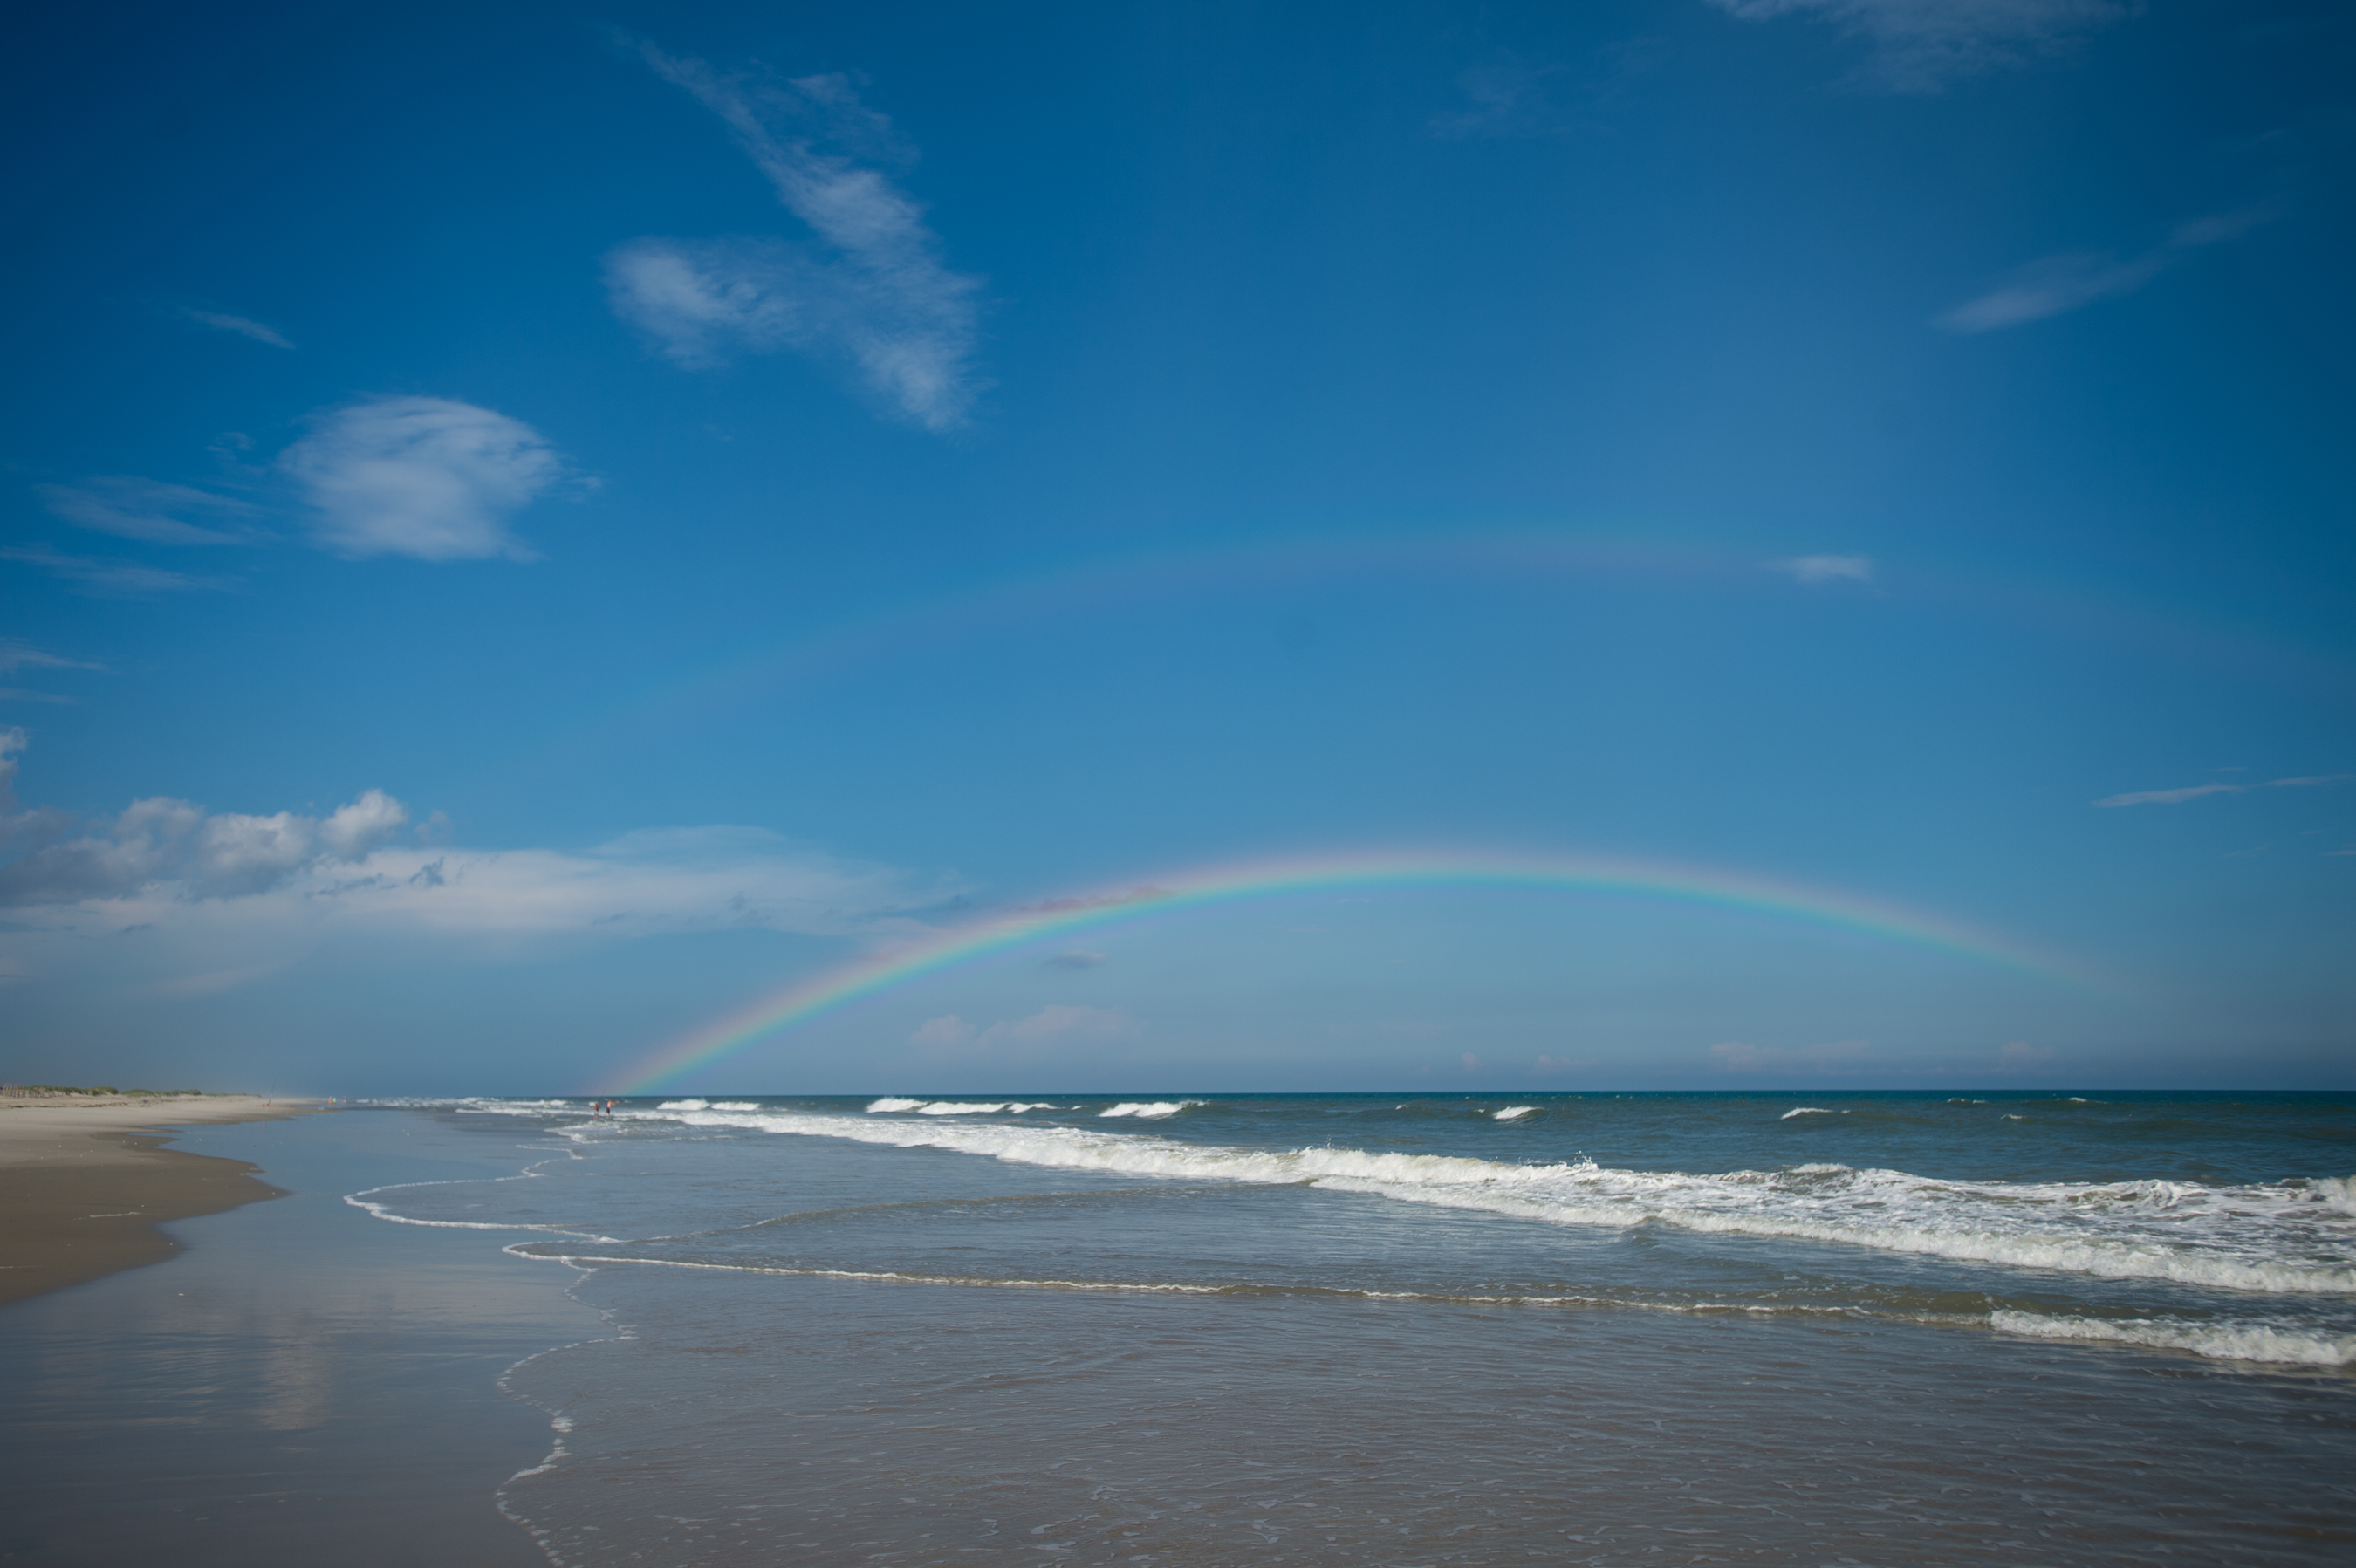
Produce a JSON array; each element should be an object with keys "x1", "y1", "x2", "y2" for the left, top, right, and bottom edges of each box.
[
  {"x1": 278, "y1": 396, "x2": 565, "y2": 561},
  {"x1": 1996, "y1": 1039, "x2": 2056, "y2": 1070},
  {"x1": 2094, "y1": 773, "x2": 2353, "y2": 807},
  {"x1": 26, "y1": 396, "x2": 561, "y2": 574},
  {"x1": 1770, "y1": 554, "x2": 1873, "y2": 585},
  {"x1": 1708, "y1": 0, "x2": 2135, "y2": 93},
  {"x1": 979, "y1": 1005, "x2": 1132, "y2": 1048},
  {"x1": 1430, "y1": 38, "x2": 1669, "y2": 142},
  {"x1": 608, "y1": 45, "x2": 983, "y2": 431},
  {"x1": 2095, "y1": 783, "x2": 2241, "y2": 807},
  {"x1": 1046, "y1": 948, "x2": 1107, "y2": 969},
  {"x1": 34, "y1": 476, "x2": 262, "y2": 546},
  {"x1": 1709, "y1": 1038, "x2": 1873, "y2": 1071},
  {"x1": 0, "y1": 544, "x2": 232, "y2": 597},
  {"x1": 0, "y1": 641, "x2": 103, "y2": 677},
  {"x1": 908, "y1": 1004, "x2": 1134, "y2": 1051},
  {"x1": 172, "y1": 307, "x2": 294, "y2": 350},
  {"x1": 1430, "y1": 64, "x2": 1566, "y2": 140},
  {"x1": 1936, "y1": 203, "x2": 2279, "y2": 333}
]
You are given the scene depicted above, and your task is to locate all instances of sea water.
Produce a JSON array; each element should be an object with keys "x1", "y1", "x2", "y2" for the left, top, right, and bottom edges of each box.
[{"x1": 360, "y1": 1091, "x2": 2355, "y2": 1565}]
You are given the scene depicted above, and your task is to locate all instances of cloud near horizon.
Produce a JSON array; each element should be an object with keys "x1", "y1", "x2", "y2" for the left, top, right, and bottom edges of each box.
[
  {"x1": 0, "y1": 736, "x2": 961, "y2": 993},
  {"x1": 909, "y1": 1004, "x2": 1134, "y2": 1051},
  {"x1": 608, "y1": 47, "x2": 983, "y2": 431},
  {"x1": 1709, "y1": 0, "x2": 2134, "y2": 93},
  {"x1": 1709, "y1": 1038, "x2": 1873, "y2": 1071}
]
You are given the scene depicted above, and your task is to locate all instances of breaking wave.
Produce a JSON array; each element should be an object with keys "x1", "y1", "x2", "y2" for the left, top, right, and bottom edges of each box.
[
  {"x1": 613, "y1": 1104, "x2": 2356, "y2": 1298},
  {"x1": 1991, "y1": 1310, "x2": 2356, "y2": 1366}
]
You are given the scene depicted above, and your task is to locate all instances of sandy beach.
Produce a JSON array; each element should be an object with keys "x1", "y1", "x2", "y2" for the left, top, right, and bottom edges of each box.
[
  {"x1": 0, "y1": 1108, "x2": 605, "y2": 1565},
  {"x1": 0, "y1": 1096, "x2": 315, "y2": 1306}
]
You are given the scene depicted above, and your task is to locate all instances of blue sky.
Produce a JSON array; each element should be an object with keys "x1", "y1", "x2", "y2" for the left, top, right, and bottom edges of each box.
[{"x1": 3, "y1": 0, "x2": 2350, "y2": 1095}]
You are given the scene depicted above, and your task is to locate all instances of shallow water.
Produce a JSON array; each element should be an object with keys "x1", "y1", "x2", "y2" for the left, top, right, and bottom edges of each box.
[
  {"x1": 363, "y1": 1091, "x2": 2354, "y2": 1565},
  {"x1": 0, "y1": 1111, "x2": 600, "y2": 1566}
]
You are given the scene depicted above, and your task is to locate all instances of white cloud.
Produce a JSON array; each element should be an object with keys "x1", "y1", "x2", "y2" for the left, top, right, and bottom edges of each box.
[
  {"x1": 0, "y1": 783, "x2": 409, "y2": 905},
  {"x1": 1708, "y1": 0, "x2": 2134, "y2": 93},
  {"x1": 1936, "y1": 203, "x2": 2280, "y2": 334},
  {"x1": 0, "y1": 736, "x2": 962, "y2": 999},
  {"x1": 278, "y1": 396, "x2": 565, "y2": 561},
  {"x1": 0, "y1": 544, "x2": 232, "y2": 597},
  {"x1": 976, "y1": 1004, "x2": 1132, "y2": 1048},
  {"x1": 35, "y1": 476, "x2": 261, "y2": 546},
  {"x1": 1996, "y1": 1039, "x2": 2055, "y2": 1069},
  {"x1": 611, "y1": 47, "x2": 983, "y2": 431},
  {"x1": 1047, "y1": 948, "x2": 1107, "y2": 969},
  {"x1": 908, "y1": 1014, "x2": 974, "y2": 1047},
  {"x1": 1772, "y1": 554, "x2": 1873, "y2": 584},
  {"x1": 318, "y1": 789, "x2": 409, "y2": 859},
  {"x1": 174, "y1": 307, "x2": 294, "y2": 350},
  {"x1": 2093, "y1": 774, "x2": 2351, "y2": 807}
]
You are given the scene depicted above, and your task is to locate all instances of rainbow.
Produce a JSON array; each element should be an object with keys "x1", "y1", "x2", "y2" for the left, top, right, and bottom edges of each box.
[
  {"x1": 475, "y1": 526, "x2": 2348, "y2": 815},
  {"x1": 599, "y1": 849, "x2": 2102, "y2": 1094}
]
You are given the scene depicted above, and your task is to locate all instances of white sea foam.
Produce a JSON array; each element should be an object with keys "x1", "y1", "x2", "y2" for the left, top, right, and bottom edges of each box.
[
  {"x1": 345, "y1": 1167, "x2": 624, "y2": 1243},
  {"x1": 1990, "y1": 1310, "x2": 2356, "y2": 1366},
  {"x1": 1492, "y1": 1106, "x2": 1538, "y2": 1121},
  {"x1": 1099, "y1": 1101, "x2": 1199, "y2": 1119},
  {"x1": 1781, "y1": 1107, "x2": 1843, "y2": 1120},
  {"x1": 2307, "y1": 1175, "x2": 2356, "y2": 1217},
  {"x1": 866, "y1": 1098, "x2": 1065, "y2": 1116},
  {"x1": 613, "y1": 1103, "x2": 2356, "y2": 1298},
  {"x1": 658, "y1": 1099, "x2": 709, "y2": 1111}
]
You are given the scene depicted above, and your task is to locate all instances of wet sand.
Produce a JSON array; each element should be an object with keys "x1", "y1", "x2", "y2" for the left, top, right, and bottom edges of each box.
[
  {"x1": 0, "y1": 1097, "x2": 314, "y2": 1306},
  {"x1": 0, "y1": 1108, "x2": 601, "y2": 1566}
]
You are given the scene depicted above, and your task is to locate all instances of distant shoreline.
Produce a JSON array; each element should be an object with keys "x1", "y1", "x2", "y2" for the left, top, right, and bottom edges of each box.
[{"x1": 0, "y1": 1096, "x2": 321, "y2": 1307}]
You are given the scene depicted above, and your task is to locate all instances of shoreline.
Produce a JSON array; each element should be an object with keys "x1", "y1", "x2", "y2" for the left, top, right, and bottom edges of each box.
[{"x1": 0, "y1": 1096, "x2": 320, "y2": 1307}]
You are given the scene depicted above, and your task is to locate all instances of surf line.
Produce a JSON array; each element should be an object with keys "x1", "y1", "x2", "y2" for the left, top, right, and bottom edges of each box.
[{"x1": 599, "y1": 848, "x2": 2105, "y2": 1094}]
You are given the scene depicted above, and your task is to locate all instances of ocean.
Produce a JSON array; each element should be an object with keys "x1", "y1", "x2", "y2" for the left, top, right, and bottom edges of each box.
[{"x1": 343, "y1": 1089, "x2": 2355, "y2": 1565}]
